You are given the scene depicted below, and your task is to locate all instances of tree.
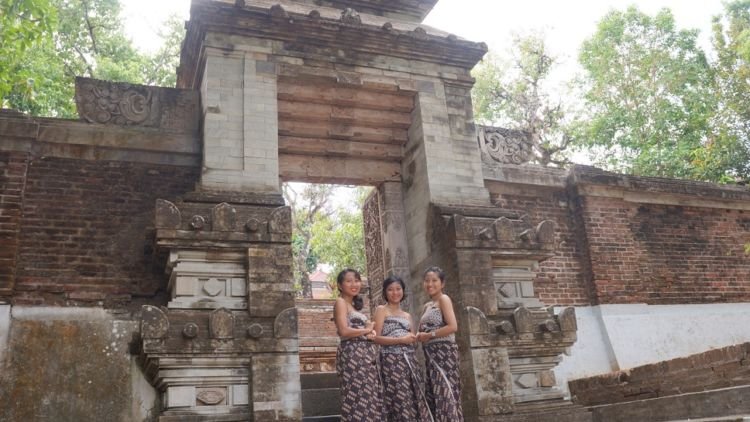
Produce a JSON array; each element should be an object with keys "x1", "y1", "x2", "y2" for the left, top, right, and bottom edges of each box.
[
  {"x1": 0, "y1": 0, "x2": 57, "y2": 108},
  {"x1": 577, "y1": 6, "x2": 744, "y2": 181},
  {"x1": 309, "y1": 187, "x2": 369, "y2": 292},
  {"x1": 284, "y1": 183, "x2": 335, "y2": 298},
  {"x1": 2, "y1": 0, "x2": 184, "y2": 117},
  {"x1": 472, "y1": 34, "x2": 573, "y2": 167},
  {"x1": 711, "y1": 0, "x2": 750, "y2": 180}
]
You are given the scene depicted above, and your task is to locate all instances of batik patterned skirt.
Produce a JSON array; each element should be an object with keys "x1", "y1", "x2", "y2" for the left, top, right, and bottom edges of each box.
[
  {"x1": 380, "y1": 350, "x2": 433, "y2": 422},
  {"x1": 423, "y1": 341, "x2": 463, "y2": 422},
  {"x1": 336, "y1": 339, "x2": 385, "y2": 422}
]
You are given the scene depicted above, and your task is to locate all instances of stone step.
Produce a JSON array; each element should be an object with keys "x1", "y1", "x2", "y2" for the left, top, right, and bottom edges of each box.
[
  {"x1": 666, "y1": 416, "x2": 750, "y2": 422},
  {"x1": 301, "y1": 416, "x2": 341, "y2": 422},
  {"x1": 587, "y1": 385, "x2": 750, "y2": 422},
  {"x1": 301, "y1": 372, "x2": 341, "y2": 418}
]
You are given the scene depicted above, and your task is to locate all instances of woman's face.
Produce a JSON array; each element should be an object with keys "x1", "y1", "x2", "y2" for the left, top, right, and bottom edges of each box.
[
  {"x1": 339, "y1": 271, "x2": 361, "y2": 298},
  {"x1": 423, "y1": 271, "x2": 444, "y2": 298},
  {"x1": 385, "y1": 282, "x2": 404, "y2": 305}
]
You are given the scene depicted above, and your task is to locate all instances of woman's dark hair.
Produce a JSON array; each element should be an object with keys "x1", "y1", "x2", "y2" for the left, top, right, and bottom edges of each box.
[
  {"x1": 381, "y1": 276, "x2": 406, "y2": 303},
  {"x1": 423, "y1": 266, "x2": 445, "y2": 282},
  {"x1": 337, "y1": 268, "x2": 364, "y2": 311}
]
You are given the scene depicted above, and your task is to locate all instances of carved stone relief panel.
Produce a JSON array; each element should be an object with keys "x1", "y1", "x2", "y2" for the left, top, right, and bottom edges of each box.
[
  {"x1": 477, "y1": 125, "x2": 532, "y2": 165},
  {"x1": 363, "y1": 190, "x2": 385, "y2": 307},
  {"x1": 75, "y1": 77, "x2": 199, "y2": 133},
  {"x1": 167, "y1": 250, "x2": 248, "y2": 310},
  {"x1": 492, "y1": 265, "x2": 542, "y2": 309},
  {"x1": 509, "y1": 356, "x2": 565, "y2": 404}
]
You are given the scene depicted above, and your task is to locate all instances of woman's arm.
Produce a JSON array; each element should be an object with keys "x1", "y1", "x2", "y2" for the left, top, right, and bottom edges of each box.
[
  {"x1": 434, "y1": 294, "x2": 458, "y2": 336},
  {"x1": 372, "y1": 307, "x2": 414, "y2": 345},
  {"x1": 334, "y1": 298, "x2": 372, "y2": 339},
  {"x1": 417, "y1": 295, "x2": 458, "y2": 342}
]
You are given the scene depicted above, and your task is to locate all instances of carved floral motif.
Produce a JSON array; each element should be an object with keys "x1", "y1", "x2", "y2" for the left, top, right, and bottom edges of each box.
[
  {"x1": 77, "y1": 80, "x2": 156, "y2": 125},
  {"x1": 478, "y1": 126, "x2": 532, "y2": 165}
]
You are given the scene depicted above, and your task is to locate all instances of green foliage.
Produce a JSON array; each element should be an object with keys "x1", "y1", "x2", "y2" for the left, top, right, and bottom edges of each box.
[
  {"x1": 284, "y1": 183, "x2": 336, "y2": 298},
  {"x1": 577, "y1": 6, "x2": 747, "y2": 181},
  {"x1": 2, "y1": 0, "x2": 184, "y2": 117},
  {"x1": 309, "y1": 188, "x2": 369, "y2": 288},
  {"x1": 0, "y1": 0, "x2": 57, "y2": 108},
  {"x1": 711, "y1": 0, "x2": 750, "y2": 180},
  {"x1": 472, "y1": 35, "x2": 573, "y2": 166}
]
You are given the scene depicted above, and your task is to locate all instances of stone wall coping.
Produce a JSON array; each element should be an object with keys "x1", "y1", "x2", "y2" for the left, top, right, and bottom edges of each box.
[
  {"x1": 483, "y1": 163, "x2": 750, "y2": 209},
  {"x1": 179, "y1": 0, "x2": 486, "y2": 87},
  {"x1": 570, "y1": 165, "x2": 750, "y2": 208},
  {"x1": 0, "y1": 113, "x2": 200, "y2": 167}
]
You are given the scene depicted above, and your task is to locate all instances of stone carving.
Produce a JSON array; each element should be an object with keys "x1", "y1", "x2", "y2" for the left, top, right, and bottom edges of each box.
[
  {"x1": 536, "y1": 220, "x2": 555, "y2": 245},
  {"x1": 540, "y1": 319, "x2": 558, "y2": 332},
  {"x1": 465, "y1": 306, "x2": 490, "y2": 335},
  {"x1": 539, "y1": 370, "x2": 556, "y2": 387},
  {"x1": 75, "y1": 78, "x2": 199, "y2": 132},
  {"x1": 190, "y1": 215, "x2": 206, "y2": 230},
  {"x1": 244, "y1": 218, "x2": 262, "y2": 232},
  {"x1": 341, "y1": 8, "x2": 361, "y2": 25},
  {"x1": 209, "y1": 308, "x2": 234, "y2": 339},
  {"x1": 247, "y1": 324, "x2": 264, "y2": 339},
  {"x1": 269, "y1": 4, "x2": 289, "y2": 19},
  {"x1": 76, "y1": 79, "x2": 155, "y2": 125},
  {"x1": 494, "y1": 217, "x2": 514, "y2": 241},
  {"x1": 182, "y1": 323, "x2": 199, "y2": 339},
  {"x1": 558, "y1": 307, "x2": 577, "y2": 332},
  {"x1": 212, "y1": 203, "x2": 237, "y2": 232},
  {"x1": 203, "y1": 279, "x2": 224, "y2": 297},
  {"x1": 513, "y1": 306, "x2": 533, "y2": 334},
  {"x1": 411, "y1": 26, "x2": 429, "y2": 40},
  {"x1": 196, "y1": 389, "x2": 226, "y2": 405},
  {"x1": 141, "y1": 305, "x2": 169, "y2": 339},
  {"x1": 394, "y1": 248, "x2": 407, "y2": 268},
  {"x1": 452, "y1": 214, "x2": 475, "y2": 241},
  {"x1": 155, "y1": 199, "x2": 181, "y2": 229},
  {"x1": 274, "y1": 307, "x2": 298, "y2": 339},
  {"x1": 515, "y1": 373, "x2": 538, "y2": 389},
  {"x1": 477, "y1": 126, "x2": 532, "y2": 165},
  {"x1": 268, "y1": 206, "x2": 291, "y2": 234},
  {"x1": 496, "y1": 320, "x2": 516, "y2": 335},
  {"x1": 363, "y1": 192, "x2": 384, "y2": 299}
]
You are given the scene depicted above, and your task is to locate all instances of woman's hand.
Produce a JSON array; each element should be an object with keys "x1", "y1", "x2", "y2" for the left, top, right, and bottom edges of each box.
[
  {"x1": 365, "y1": 330, "x2": 377, "y2": 341},
  {"x1": 365, "y1": 321, "x2": 375, "y2": 332},
  {"x1": 400, "y1": 333, "x2": 417, "y2": 344},
  {"x1": 416, "y1": 332, "x2": 432, "y2": 343}
]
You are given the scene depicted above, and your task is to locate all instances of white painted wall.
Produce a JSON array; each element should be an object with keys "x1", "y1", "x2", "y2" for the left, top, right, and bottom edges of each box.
[
  {"x1": 0, "y1": 304, "x2": 10, "y2": 367},
  {"x1": 554, "y1": 303, "x2": 750, "y2": 396}
]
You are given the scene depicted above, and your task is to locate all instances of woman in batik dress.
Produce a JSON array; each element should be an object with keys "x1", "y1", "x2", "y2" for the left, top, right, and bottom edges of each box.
[
  {"x1": 374, "y1": 276, "x2": 433, "y2": 422},
  {"x1": 417, "y1": 266, "x2": 463, "y2": 422},
  {"x1": 334, "y1": 268, "x2": 384, "y2": 422}
]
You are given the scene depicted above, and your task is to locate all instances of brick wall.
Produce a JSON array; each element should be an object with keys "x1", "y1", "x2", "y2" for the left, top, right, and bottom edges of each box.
[
  {"x1": 297, "y1": 298, "x2": 338, "y2": 372},
  {"x1": 581, "y1": 196, "x2": 750, "y2": 304},
  {"x1": 0, "y1": 151, "x2": 28, "y2": 297},
  {"x1": 491, "y1": 188, "x2": 591, "y2": 307},
  {"x1": 12, "y1": 156, "x2": 198, "y2": 307},
  {"x1": 569, "y1": 342, "x2": 750, "y2": 406}
]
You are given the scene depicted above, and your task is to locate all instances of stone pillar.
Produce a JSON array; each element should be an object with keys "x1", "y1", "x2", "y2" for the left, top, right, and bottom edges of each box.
[
  {"x1": 363, "y1": 182, "x2": 412, "y2": 312},
  {"x1": 428, "y1": 206, "x2": 590, "y2": 421},
  {"x1": 139, "y1": 196, "x2": 302, "y2": 422},
  {"x1": 200, "y1": 50, "x2": 280, "y2": 193}
]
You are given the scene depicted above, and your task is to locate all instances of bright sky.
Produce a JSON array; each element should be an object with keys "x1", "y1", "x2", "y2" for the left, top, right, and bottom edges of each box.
[
  {"x1": 123, "y1": 0, "x2": 725, "y2": 65},
  {"x1": 121, "y1": 0, "x2": 726, "y2": 179}
]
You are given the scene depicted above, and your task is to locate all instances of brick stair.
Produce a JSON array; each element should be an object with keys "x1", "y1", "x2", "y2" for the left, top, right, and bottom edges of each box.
[
  {"x1": 301, "y1": 372, "x2": 341, "y2": 422},
  {"x1": 587, "y1": 385, "x2": 750, "y2": 422}
]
